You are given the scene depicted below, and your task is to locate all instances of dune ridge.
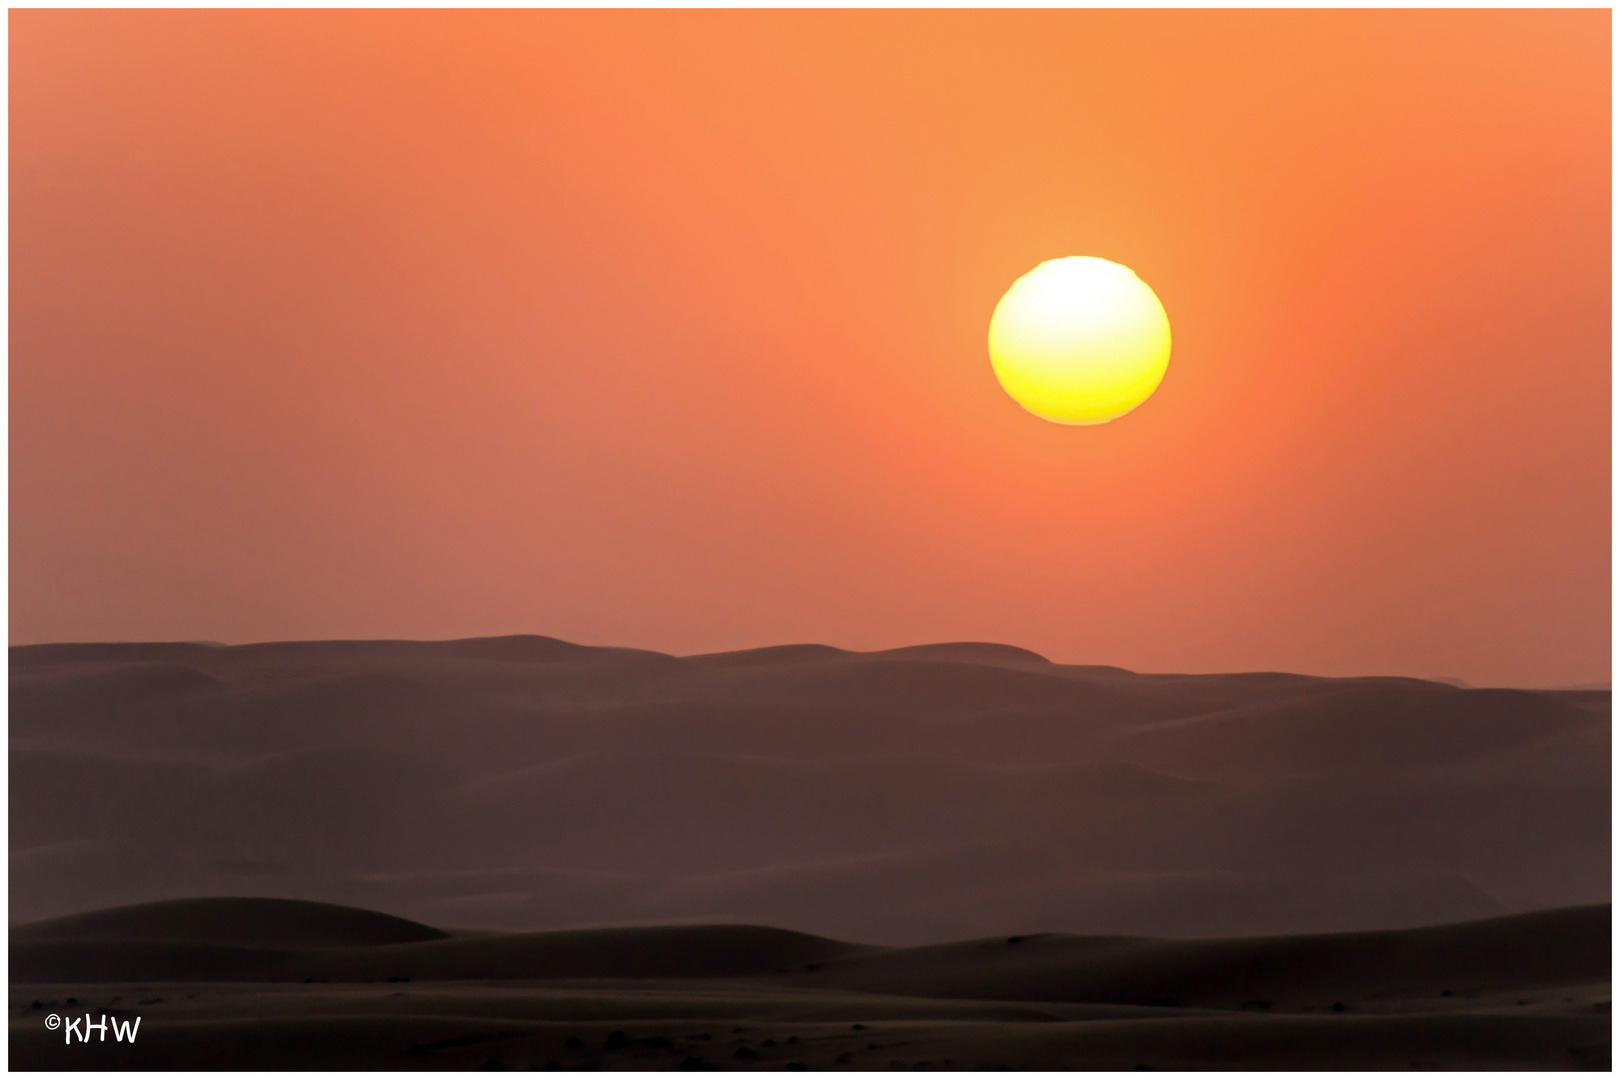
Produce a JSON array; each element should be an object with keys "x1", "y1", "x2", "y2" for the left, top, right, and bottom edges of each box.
[
  {"x1": 11, "y1": 635, "x2": 1608, "y2": 943},
  {"x1": 10, "y1": 897, "x2": 1608, "y2": 993},
  {"x1": 9, "y1": 897, "x2": 1610, "y2": 1070}
]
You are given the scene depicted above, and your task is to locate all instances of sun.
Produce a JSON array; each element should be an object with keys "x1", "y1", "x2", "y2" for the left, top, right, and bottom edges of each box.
[{"x1": 988, "y1": 256, "x2": 1171, "y2": 425}]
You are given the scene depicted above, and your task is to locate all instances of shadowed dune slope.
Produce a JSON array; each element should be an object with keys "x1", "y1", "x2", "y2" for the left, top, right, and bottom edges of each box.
[
  {"x1": 10, "y1": 897, "x2": 1607, "y2": 999},
  {"x1": 792, "y1": 904, "x2": 1611, "y2": 1005},
  {"x1": 10, "y1": 928, "x2": 869, "y2": 986},
  {"x1": 11, "y1": 897, "x2": 449, "y2": 949},
  {"x1": 10, "y1": 636, "x2": 1609, "y2": 941},
  {"x1": 9, "y1": 899, "x2": 1610, "y2": 1071}
]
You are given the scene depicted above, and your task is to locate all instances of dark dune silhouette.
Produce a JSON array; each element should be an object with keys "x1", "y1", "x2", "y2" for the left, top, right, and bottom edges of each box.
[
  {"x1": 9, "y1": 897, "x2": 1610, "y2": 1069},
  {"x1": 10, "y1": 636, "x2": 1609, "y2": 944},
  {"x1": 13, "y1": 897, "x2": 449, "y2": 950}
]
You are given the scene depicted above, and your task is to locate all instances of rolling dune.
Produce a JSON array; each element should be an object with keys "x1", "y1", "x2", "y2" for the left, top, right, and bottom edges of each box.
[
  {"x1": 9, "y1": 898, "x2": 1610, "y2": 1069},
  {"x1": 10, "y1": 636, "x2": 1609, "y2": 943}
]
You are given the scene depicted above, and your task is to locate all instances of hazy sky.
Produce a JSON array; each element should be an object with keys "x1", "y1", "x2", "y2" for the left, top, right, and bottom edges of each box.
[{"x1": 10, "y1": 10, "x2": 1610, "y2": 686}]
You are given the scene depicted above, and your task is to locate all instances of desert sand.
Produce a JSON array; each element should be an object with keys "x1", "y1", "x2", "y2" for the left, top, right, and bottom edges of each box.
[
  {"x1": 10, "y1": 636, "x2": 1611, "y2": 1067},
  {"x1": 9, "y1": 897, "x2": 1610, "y2": 1069},
  {"x1": 11, "y1": 636, "x2": 1609, "y2": 942}
]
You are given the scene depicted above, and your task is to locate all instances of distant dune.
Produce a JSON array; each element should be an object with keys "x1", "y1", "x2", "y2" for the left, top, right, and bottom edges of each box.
[
  {"x1": 10, "y1": 636, "x2": 1610, "y2": 943},
  {"x1": 9, "y1": 897, "x2": 1610, "y2": 1069}
]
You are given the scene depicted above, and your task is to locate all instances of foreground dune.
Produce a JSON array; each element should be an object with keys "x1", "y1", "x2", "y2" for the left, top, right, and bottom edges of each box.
[
  {"x1": 10, "y1": 636, "x2": 1610, "y2": 942},
  {"x1": 9, "y1": 898, "x2": 1610, "y2": 1070}
]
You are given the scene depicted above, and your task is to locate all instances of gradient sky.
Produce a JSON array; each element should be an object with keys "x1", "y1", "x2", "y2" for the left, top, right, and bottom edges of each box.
[{"x1": 10, "y1": 10, "x2": 1611, "y2": 686}]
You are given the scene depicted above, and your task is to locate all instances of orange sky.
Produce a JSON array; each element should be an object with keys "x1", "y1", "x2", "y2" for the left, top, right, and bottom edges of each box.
[{"x1": 10, "y1": 10, "x2": 1610, "y2": 686}]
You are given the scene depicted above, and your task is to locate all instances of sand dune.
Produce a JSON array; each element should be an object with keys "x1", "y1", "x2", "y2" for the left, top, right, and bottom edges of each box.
[
  {"x1": 10, "y1": 898, "x2": 1610, "y2": 1069},
  {"x1": 1110, "y1": 684, "x2": 1597, "y2": 778},
  {"x1": 13, "y1": 897, "x2": 1605, "y2": 992},
  {"x1": 13, "y1": 897, "x2": 449, "y2": 949},
  {"x1": 10, "y1": 635, "x2": 1609, "y2": 943}
]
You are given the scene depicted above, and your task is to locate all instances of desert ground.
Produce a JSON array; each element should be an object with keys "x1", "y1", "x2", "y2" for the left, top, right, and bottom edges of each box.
[
  {"x1": 9, "y1": 897, "x2": 1611, "y2": 1070},
  {"x1": 9, "y1": 636, "x2": 1610, "y2": 1067}
]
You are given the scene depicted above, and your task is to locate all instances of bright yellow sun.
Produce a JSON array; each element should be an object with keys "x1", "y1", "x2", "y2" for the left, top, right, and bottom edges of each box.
[{"x1": 988, "y1": 256, "x2": 1171, "y2": 425}]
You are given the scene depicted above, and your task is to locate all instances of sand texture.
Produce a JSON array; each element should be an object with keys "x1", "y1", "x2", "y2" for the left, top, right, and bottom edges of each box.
[
  {"x1": 9, "y1": 897, "x2": 1611, "y2": 1069},
  {"x1": 11, "y1": 636, "x2": 1609, "y2": 942}
]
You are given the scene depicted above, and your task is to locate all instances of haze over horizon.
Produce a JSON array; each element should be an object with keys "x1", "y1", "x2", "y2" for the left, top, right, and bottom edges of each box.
[
  {"x1": 12, "y1": 631, "x2": 1608, "y2": 693},
  {"x1": 10, "y1": 10, "x2": 1610, "y2": 687}
]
